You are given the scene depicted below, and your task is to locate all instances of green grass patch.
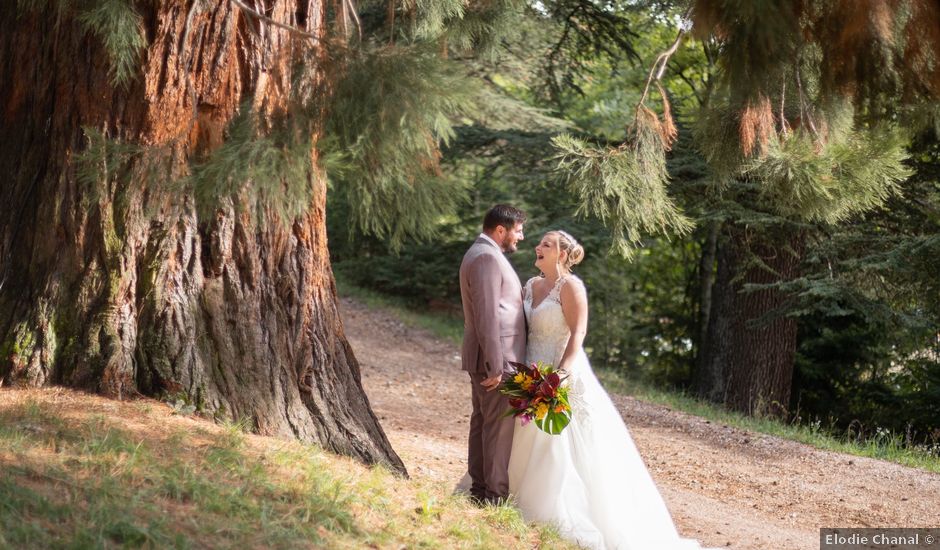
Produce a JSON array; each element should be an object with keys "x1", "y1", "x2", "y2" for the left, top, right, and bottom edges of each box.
[
  {"x1": 596, "y1": 369, "x2": 940, "y2": 474},
  {"x1": 0, "y1": 400, "x2": 357, "y2": 548},
  {"x1": 0, "y1": 394, "x2": 578, "y2": 549}
]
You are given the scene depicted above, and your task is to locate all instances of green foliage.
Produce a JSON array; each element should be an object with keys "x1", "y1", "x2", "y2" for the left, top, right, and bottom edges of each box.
[
  {"x1": 420, "y1": 0, "x2": 525, "y2": 59},
  {"x1": 332, "y1": 238, "x2": 467, "y2": 305},
  {"x1": 329, "y1": 0, "x2": 940, "y2": 455},
  {"x1": 584, "y1": 236, "x2": 699, "y2": 385},
  {"x1": 742, "y1": 129, "x2": 912, "y2": 224},
  {"x1": 532, "y1": 0, "x2": 641, "y2": 107},
  {"x1": 74, "y1": 126, "x2": 144, "y2": 202},
  {"x1": 691, "y1": 0, "x2": 801, "y2": 104},
  {"x1": 410, "y1": 0, "x2": 466, "y2": 41},
  {"x1": 773, "y1": 126, "x2": 940, "y2": 446},
  {"x1": 77, "y1": 0, "x2": 146, "y2": 87},
  {"x1": 553, "y1": 132, "x2": 693, "y2": 257},
  {"x1": 793, "y1": 307, "x2": 940, "y2": 447},
  {"x1": 323, "y1": 44, "x2": 477, "y2": 249},
  {"x1": 696, "y1": 91, "x2": 912, "y2": 222},
  {"x1": 691, "y1": 0, "x2": 940, "y2": 113},
  {"x1": 189, "y1": 107, "x2": 315, "y2": 223},
  {"x1": 470, "y1": 85, "x2": 574, "y2": 133},
  {"x1": 182, "y1": 35, "x2": 505, "y2": 236}
]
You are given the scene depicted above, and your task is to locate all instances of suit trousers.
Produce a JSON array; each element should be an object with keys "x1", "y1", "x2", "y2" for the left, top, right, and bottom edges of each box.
[{"x1": 467, "y1": 372, "x2": 515, "y2": 500}]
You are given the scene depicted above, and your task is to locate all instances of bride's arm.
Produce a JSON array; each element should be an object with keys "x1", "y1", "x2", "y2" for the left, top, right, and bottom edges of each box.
[{"x1": 557, "y1": 278, "x2": 588, "y2": 375}]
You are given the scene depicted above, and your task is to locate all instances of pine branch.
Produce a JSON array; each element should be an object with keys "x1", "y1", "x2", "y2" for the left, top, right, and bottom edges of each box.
[
  {"x1": 189, "y1": 106, "x2": 317, "y2": 223},
  {"x1": 78, "y1": 0, "x2": 147, "y2": 87},
  {"x1": 320, "y1": 44, "x2": 478, "y2": 249},
  {"x1": 553, "y1": 133, "x2": 693, "y2": 258},
  {"x1": 637, "y1": 26, "x2": 685, "y2": 111}
]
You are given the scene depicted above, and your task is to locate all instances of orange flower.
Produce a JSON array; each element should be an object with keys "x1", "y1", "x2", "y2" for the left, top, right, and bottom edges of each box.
[{"x1": 553, "y1": 404, "x2": 567, "y2": 414}]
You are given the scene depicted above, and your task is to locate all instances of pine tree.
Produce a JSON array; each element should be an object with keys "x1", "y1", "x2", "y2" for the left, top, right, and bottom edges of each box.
[
  {"x1": 522, "y1": 1, "x2": 937, "y2": 416},
  {"x1": 643, "y1": 2, "x2": 940, "y2": 416}
]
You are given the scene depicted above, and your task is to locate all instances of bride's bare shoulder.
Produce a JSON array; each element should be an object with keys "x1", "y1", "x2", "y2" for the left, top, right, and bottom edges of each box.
[
  {"x1": 559, "y1": 275, "x2": 587, "y2": 302},
  {"x1": 561, "y1": 274, "x2": 586, "y2": 289}
]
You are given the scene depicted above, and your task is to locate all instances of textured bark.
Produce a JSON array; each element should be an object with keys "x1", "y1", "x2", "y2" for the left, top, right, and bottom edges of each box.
[
  {"x1": 696, "y1": 225, "x2": 805, "y2": 418},
  {"x1": 0, "y1": 2, "x2": 406, "y2": 474}
]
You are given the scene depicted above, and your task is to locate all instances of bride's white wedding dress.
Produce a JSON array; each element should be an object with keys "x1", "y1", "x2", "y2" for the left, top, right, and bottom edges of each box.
[{"x1": 508, "y1": 275, "x2": 710, "y2": 550}]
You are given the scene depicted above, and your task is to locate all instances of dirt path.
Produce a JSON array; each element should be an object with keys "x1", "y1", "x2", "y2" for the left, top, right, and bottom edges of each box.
[{"x1": 341, "y1": 298, "x2": 940, "y2": 549}]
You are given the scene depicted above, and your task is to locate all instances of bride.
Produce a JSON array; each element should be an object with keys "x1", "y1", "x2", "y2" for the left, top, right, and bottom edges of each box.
[{"x1": 508, "y1": 230, "x2": 711, "y2": 550}]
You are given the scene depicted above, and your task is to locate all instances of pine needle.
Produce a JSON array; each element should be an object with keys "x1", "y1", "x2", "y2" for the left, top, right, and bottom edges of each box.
[
  {"x1": 552, "y1": 131, "x2": 693, "y2": 258},
  {"x1": 78, "y1": 0, "x2": 146, "y2": 88}
]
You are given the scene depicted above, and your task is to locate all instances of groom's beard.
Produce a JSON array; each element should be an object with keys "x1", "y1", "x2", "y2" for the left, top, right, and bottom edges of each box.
[{"x1": 501, "y1": 236, "x2": 518, "y2": 253}]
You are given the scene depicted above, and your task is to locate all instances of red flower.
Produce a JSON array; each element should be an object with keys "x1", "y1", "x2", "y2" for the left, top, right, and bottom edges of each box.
[
  {"x1": 528, "y1": 363, "x2": 543, "y2": 380},
  {"x1": 509, "y1": 398, "x2": 528, "y2": 410},
  {"x1": 537, "y1": 379, "x2": 557, "y2": 398}
]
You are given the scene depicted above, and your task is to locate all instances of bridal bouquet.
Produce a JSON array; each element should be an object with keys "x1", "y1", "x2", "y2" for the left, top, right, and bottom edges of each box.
[{"x1": 500, "y1": 361, "x2": 572, "y2": 435}]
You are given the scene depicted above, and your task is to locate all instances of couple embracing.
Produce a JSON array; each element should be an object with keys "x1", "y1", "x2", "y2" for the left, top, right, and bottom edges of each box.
[{"x1": 459, "y1": 205, "x2": 712, "y2": 550}]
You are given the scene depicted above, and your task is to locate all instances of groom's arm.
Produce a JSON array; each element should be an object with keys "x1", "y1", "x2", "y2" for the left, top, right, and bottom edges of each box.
[{"x1": 469, "y1": 253, "x2": 504, "y2": 382}]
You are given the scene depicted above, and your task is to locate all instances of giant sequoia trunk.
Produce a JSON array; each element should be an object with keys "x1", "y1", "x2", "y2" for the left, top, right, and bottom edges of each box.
[
  {"x1": 0, "y1": 2, "x2": 405, "y2": 474},
  {"x1": 696, "y1": 225, "x2": 805, "y2": 418}
]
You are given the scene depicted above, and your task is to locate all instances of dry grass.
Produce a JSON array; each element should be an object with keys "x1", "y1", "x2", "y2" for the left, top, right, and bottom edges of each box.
[{"x1": 0, "y1": 387, "x2": 570, "y2": 549}]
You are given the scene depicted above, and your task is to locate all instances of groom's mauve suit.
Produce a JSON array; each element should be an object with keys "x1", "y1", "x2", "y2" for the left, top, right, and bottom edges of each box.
[{"x1": 459, "y1": 235, "x2": 526, "y2": 501}]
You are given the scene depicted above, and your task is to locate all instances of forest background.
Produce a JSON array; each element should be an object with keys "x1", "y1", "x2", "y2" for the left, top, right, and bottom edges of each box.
[{"x1": 327, "y1": 0, "x2": 940, "y2": 452}]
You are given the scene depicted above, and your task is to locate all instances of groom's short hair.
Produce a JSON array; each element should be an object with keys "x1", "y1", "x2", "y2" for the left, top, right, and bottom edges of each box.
[{"x1": 483, "y1": 204, "x2": 526, "y2": 231}]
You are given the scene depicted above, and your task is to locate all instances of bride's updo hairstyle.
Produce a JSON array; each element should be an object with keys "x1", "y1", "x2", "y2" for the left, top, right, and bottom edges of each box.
[{"x1": 550, "y1": 230, "x2": 585, "y2": 273}]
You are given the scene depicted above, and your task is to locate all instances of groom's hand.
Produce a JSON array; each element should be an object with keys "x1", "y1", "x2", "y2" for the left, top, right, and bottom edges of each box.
[{"x1": 481, "y1": 373, "x2": 502, "y2": 391}]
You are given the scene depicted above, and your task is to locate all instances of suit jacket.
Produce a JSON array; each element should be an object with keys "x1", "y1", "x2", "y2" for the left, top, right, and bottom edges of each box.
[{"x1": 459, "y1": 236, "x2": 527, "y2": 379}]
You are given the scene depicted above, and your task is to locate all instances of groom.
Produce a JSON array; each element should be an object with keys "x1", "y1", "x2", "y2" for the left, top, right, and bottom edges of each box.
[{"x1": 459, "y1": 204, "x2": 527, "y2": 505}]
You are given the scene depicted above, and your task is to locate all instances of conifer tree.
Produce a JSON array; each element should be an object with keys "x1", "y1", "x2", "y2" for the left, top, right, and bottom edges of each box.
[
  {"x1": 0, "y1": 0, "x2": 520, "y2": 472},
  {"x1": 536, "y1": 1, "x2": 937, "y2": 416},
  {"x1": 622, "y1": 2, "x2": 937, "y2": 416}
]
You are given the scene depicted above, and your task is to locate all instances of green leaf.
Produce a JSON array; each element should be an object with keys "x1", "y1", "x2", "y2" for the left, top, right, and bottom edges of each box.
[{"x1": 535, "y1": 409, "x2": 572, "y2": 435}]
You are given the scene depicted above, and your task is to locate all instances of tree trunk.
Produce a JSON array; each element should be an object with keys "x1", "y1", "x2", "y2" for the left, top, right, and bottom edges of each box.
[
  {"x1": 692, "y1": 220, "x2": 720, "y2": 394},
  {"x1": 696, "y1": 224, "x2": 804, "y2": 418},
  {"x1": 0, "y1": 2, "x2": 406, "y2": 474}
]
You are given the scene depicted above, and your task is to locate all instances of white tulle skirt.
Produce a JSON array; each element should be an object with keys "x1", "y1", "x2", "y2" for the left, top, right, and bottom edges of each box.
[{"x1": 507, "y1": 351, "x2": 707, "y2": 550}]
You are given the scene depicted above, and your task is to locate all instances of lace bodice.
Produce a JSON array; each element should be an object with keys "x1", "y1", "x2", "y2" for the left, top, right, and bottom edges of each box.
[
  {"x1": 523, "y1": 274, "x2": 590, "y2": 423},
  {"x1": 523, "y1": 275, "x2": 580, "y2": 368}
]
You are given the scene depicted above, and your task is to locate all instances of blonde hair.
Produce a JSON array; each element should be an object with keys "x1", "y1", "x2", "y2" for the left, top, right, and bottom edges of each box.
[{"x1": 548, "y1": 230, "x2": 585, "y2": 273}]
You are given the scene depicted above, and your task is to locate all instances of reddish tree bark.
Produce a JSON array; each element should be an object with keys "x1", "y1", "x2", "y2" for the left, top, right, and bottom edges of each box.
[{"x1": 0, "y1": 1, "x2": 405, "y2": 474}]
